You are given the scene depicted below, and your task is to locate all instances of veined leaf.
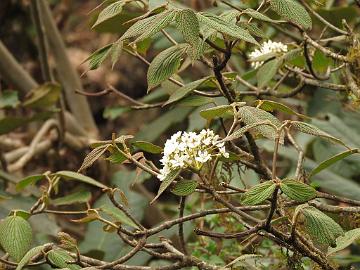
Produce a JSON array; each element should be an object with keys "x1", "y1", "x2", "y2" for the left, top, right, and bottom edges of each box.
[
  {"x1": 327, "y1": 228, "x2": 360, "y2": 255},
  {"x1": 257, "y1": 58, "x2": 282, "y2": 88},
  {"x1": 255, "y1": 100, "x2": 309, "y2": 119},
  {"x1": 100, "y1": 204, "x2": 139, "y2": 228},
  {"x1": 92, "y1": 1, "x2": 126, "y2": 28},
  {"x1": 0, "y1": 216, "x2": 32, "y2": 262},
  {"x1": 106, "y1": 151, "x2": 127, "y2": 164},
  {"x1": 55, "y1": 171, "x2": 108, "y2": 189},
  {"x1": 71, "y1": 209, "x2": 100, "y2": 224},
  {"x1": 121, "y1": 10, "x2": 177, "y2": 43},
  {"x1": 200, "y1": 105, "x2": 233, "y2": 120},
  {"x1": 270, "y1": 0, "x2": 312, "y2": 30},
  {"x1": 177, "y1": 95, "x2": 213, "y2": 107},
  {"x1": 290, "y1": 121, "x2": 345, "y2": 146},
  {"x1": 132, "y1": 141, "x2": 163, "y2": 154},
  {"x1": 176, "y1": 9, "x2": 200, "y2": 48},
  {"x1": 280, "y1": 179, "x2": 316, "y2": 202},
  {"x1": 151, "y1": 169, "x2": 181, "y2": 204},
  {"x1": 197, "y1": 13, "x2": 258, "y2": 44},
  {"x1": 16, "y1": 245, "x2": 44, "y2": 270},
  {"x1": 16, "y1": 174, "x2": 44, "y2": 191},
  {"x1": 163, "y1": 77, "x2": 208, "y2": 106},
  {"x1": 57, "y1": 232, "x2": 77, "y2": 250},
  {"x1": 309, "y1": 149, "x2": 359, "y2": 178},
  {"x1": 171, "y1": 180, "x2": 197, "y2": 196},
  {"x1": 51, "y1": 190, "x2": 91, "y2": 206},
  {"x1": 84, "y1": 44, "x2": 112, "y2": 70},
  {"x1": 238, "y1": 106, "x2": 282, "y2": 141},
  {"x1": 147, "y1": 44, "x2": 188, "y2": 90},
  {"x1": 223, "y1": 121, "x2": 276, "y2": 142},
  {"x1": 243, "y1": 9, "x2": 280, "y2": 23},
  {"x1": 78, "y1": 144, "x2": 111, "y2": 172},
  {"x1": 244, "y1": 23, "x2": 268, "y2": 39},
  {"x1": 47, "y1": 249, "x2": 81, "y2": 270},
  {"x1": 110, "y1": 40, "x2": 123, "y2": 69},
  {"x1": 242, "y1": 181, "x2": 276, "y2": 205},
  {"x1": 300, "y1": 206, "x2": 344, "y2": 247}
]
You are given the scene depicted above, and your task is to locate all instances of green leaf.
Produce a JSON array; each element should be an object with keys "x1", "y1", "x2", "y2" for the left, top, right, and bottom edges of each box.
[
  {"x1": 309, "y1": 149, "x2": 359, "y2": 178},
  {"x1": 238, "y1": 106, "x2": 282, "y2": 141},
  {"x1": 171, "y1": 180, "x2": 197, "y2": 196},
  {"x1": 197, "y1": 13, "x2": 258, "y2": 44},
  {"x1": 16, "y1": 245, "x2": 44, "y2": 270},
  {"x1": 0, "y1": 216, "x2": 32, "y2": 262},
  {"x1": 242, "y1": 181, "x2": 276, "y2": 205},
  {"x1": 71, "y1": 209, "x2": 100, "y2": 224},
  {"x1": 239, "y1": 22, "x2": 268, "y2": 39},
  {"x1": 176, "y1": 9, "x2": 200, "y2": 48},
  {"x1": 10, "y1": 210, "x2": 31, "y2": 220},
  {"x1": 255, "y1": 100, "x2": 310, "y2": 119},
  {"x1": 151, "y1": 169, "x2": 181, "y2": 204},
  {"x1": 280, "y1": 179, "x2": 316, "y2": 202},
  {"x1": 223, "y1": 121, "x2": 277, "y2": 142},
  {"x1": 16, "y1": 174, "x2": 44, "y2": 192},
  {"x1": 55, "y1": 171, "x2": 108, "y2": 189},
  {"x1": 121, "y1": 10, "x2": 177, "y2": 43},
  {"x1": 52, "y1": 190, "x2": 91, "y2": 206},
  {"x1": 109, "y1": 40, "x2": 123, "y2": 69},
  {"x1": 92, "y1": 1, "x2": 126, "y2": 28},
  {"x1": 270, "y1": 0, "x2": 312, "y2": 30},
  {"x1": 78, "y1": 144, "x2": 111, "y2": 172},
  {"x1": 106, "y1": 151, "x2": 128, "y2": 164},
  {"x1": 163, "y1": 78, "x2": 208, "y2": 106},
  {"x1": 100, "y1": 204, "x2": 139, "y2": 228},
  {"x1": 300, "y1": 206, "x2": 344, "y2": 247},
  {"x1": 103, "y1": 105, "x2": 130, "y2": 120},
  {"x1": 84, "y1": 44, "x2": 112, "y2": 70},
  {"x1": 243, "y1": 9, "x2": 280, "y2": 23},
  {"x1": 147, "y1": 44, "x2": 188, "y2": 90},
  {"x1": 23, "y1": 83, "x2": 61, "y2": 109},
  {"x1": 0, "y1": 90, "x2": 19, "y2": 109},
  {"x1": 257, "y1": 58, "x2": 282, "y2": 88},
  {"x1": 47, "y1": 249, "x2": 81, "y2": 270},
  {"x1": 290, "y1": 121, "x2": 345, "y2": 146},
  {"x1": 0, "y1": 111, "x2": 54, "y2": 135},
  {"x1": 133, "y1": 141, "x2": 163, "y2": 154},
  {"x1": 177, "y1": 95, "x2": 213, "y2": 107},
  {"x1": 200, "y1": 105, "x2": 233, "y2": 120},
  {"x1": 327, "y1": 228, "x2": 360, "y2": 255}
]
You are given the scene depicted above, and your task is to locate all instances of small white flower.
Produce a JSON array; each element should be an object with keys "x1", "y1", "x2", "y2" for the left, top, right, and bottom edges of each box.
[
  {"x1": 195, "y1": 150, "x2": 211, "y2": 163},
  {"x1": 249, "y1": 40, "x2": 288, "y2": 69},
  {"x1": 219, "y1": 146, "x2": 229, "y2": 158},
  {"x1": 157, "y1": 129, "x2": 229, "y2": 180}
]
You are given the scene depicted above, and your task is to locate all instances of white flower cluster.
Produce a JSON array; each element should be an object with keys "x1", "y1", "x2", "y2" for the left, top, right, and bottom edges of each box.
[
  {"x1": 249, "y1": 40, "x2": 288, "y2": 69},
  {"x1": 157, "y1": 129, "x2": 229, "y2": 181}
]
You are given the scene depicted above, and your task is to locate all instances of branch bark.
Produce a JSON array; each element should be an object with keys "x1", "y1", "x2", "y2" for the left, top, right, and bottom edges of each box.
[{"x1": 39, "y1": 0, "x2": 98, "y2": 137}]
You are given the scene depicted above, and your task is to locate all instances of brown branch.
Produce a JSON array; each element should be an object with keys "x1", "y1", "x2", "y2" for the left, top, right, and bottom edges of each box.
[
  {"x1": 39, "y1": 0, "x2": 98, "y2": 136},
  {"x1": 0, "y1": 41, "x2": 38, "y2": 95},
  {"x1": 178, "y1": 196, "x2": 188, "y2": 255}
]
